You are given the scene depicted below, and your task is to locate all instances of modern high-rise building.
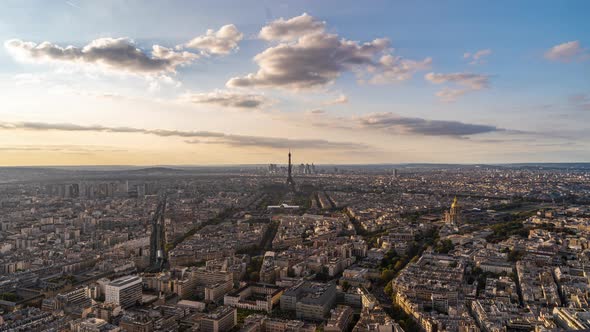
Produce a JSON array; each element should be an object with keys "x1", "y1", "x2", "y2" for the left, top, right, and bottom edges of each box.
[{"x1": 105, "y1": 275, "x2": 142, "y2": 309}]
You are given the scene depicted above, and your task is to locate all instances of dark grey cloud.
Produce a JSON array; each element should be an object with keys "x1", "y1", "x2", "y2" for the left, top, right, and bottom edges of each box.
[
  {"x1": 186, "y1": 90, "x2": 270, "y2": 109},
  {"x1": 227, "y1": 13, "x2": 429, "y2": 90},
  {"x1": 5, "y1": 38, "x2": 198, "y2": 75},
  {"x1": 0, "y1": 122, "x2": 366, "y2": 151},
  {"x1": 356, "y1": 112, "x2": 504, "y2": 137}
]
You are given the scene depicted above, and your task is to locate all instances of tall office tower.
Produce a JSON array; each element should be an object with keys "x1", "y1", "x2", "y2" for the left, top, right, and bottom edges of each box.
[
  {"x1": 149, "y1": 196, "x2": 168, "y2": 271},
  {"x1": 299, "y1": 163, "x2": 305, "y2": 174},
  {"x1": 105, "y1": 276, "x2": 142, "y2": 308},
  {"x1": 286, "y1": 150, "x2": 296, "y2": 190},
  {"x1": 444, "y1": 196, "x2": 462, "y2": 226}
]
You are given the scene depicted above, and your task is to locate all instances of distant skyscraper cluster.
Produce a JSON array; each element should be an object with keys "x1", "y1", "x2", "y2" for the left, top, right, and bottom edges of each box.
[
  {"x1": 268, "y1": 151, "x2": 316, "y2": 175},
  {"x1": 298, "y1": 163, "x2": 315, "y2": 175}
]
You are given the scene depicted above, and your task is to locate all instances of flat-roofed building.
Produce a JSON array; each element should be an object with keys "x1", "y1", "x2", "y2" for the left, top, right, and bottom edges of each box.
[
  {"x1": 224, "y1": 283, "x2": 283, "y2": 312},
  {"x1": 199, "y1": 305, "x2": 237, "y2": 332},
  {"x1": 325, "y1": 305, "x2": 354, "y2": 332},
  {"x1": 105, "y1": 275, "x2": 142, "y2": 309},
  {"x1": 204, "y1": 280, "x2": 233, "y2": 303},
  {"x1": 280, "y1": 281, "x2": 336, "y2": 321}
]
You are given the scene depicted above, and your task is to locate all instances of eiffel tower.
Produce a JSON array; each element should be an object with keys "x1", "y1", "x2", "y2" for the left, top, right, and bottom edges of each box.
[{"x1": 286, "y1": 150, "x2": 296, "y2": 190}]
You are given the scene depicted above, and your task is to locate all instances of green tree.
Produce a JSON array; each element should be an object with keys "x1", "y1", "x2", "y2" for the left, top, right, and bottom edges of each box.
[
  {"x1": 342, "y1": 281, "x2": 350, "y2": 292},
  {"x1": 384, "y1": 282, "x2": 393, "y2": 297},
  {"x1": 508, "y1": 249, "x2": 524, "y2": 262},
  {"x1": 249, "y1": 272, "x2": 260, "y2": 282},
  {"x1": 394, "y1": 260, "x2": 405, "y2": 271},
  {"x1": 434, "y1": 239, "x2": 454, "y2": 254},
  {"x1": 381, "y1": 269, "x2": 395, "y2": 282}
]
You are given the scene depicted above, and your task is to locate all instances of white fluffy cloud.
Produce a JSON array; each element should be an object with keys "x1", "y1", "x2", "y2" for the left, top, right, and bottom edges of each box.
[
  {"x1": 545, "y1": 41, "x2": 588, "y2": 62},
  {"x1": 4, "y1": 38, "x2": 198, "y2": 76},
  {"x1": 227, "y1": 13, "x2": 430, "y2": 90},
  {"x1": 185, "y1": 90, "x2": 270, "y2": 109},
  {"x1": 425, "y1": 72, "x2": 490, "y2": 102},
  {"x1": 322, "y1": 93, "x2": 349, "y2": 106},
  {"x1": 259, "y1": 13, "x2": 325, "y2": 41},
  {"x1": 185, "y1": 24, "x2": 243, "y2": 55},
  {"x1": 463, "y1": 49, "x2": 491, "y2": 64},
  {"x1": 4, "y1": 24, "x2": 243, "y2": 78}
]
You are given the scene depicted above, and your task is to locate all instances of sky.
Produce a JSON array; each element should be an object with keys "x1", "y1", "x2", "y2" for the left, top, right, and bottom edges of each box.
[{"x1": 0, "y1": 0, "x2": 589, "y2": 166}]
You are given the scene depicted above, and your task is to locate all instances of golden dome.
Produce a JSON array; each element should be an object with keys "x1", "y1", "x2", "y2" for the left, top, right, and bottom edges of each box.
[{"x1": 451, "y1": 196, "x2": 459, "y2": 208}]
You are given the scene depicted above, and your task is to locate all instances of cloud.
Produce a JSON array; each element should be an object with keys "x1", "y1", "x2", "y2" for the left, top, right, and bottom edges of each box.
[
  {"x1": 65, "y1": 1, "x2": 81, "y2": 9},
  {"x1": 305, "y1": 109, "x2": 326, "y2": 115},
  {"x1": 187, "y1": 135, "x2": 367, "y2": 150},
  {"x1": 184, "y1": 90, "x2": 271, "y2": 109},
  {"x1": 369, "y1": 55, "x2": 432, "y2": 83},
  {"x1": 0, "y1": 121, "x2": 224, "y2": 137},
  {"x1": 4, "y1": 25, "x2": 242, "y2": 77},
  {"x1": 4, "y1": 38, "x2": 198, "y2": 76},
  {"x1": 321, "y1": 94, "x2": 349, "y2": 106},
  {"x1": 434, "y1": 88, "x2": 470, "y2": 102},
  {"x1": 425, "y1": 72, "x2": 490, "y2": 102},
  {"x1": 185, "y1": 24, "x2": 243, "y2": 55},
  {"x1": 0, "y1": 121, "x2": 366, "y2": 151},
  {"x1": 355, "y1": 112, "x2": 503, "y2": 137},
  {"x1": 545, "y1": 41, "x2": 588, "y2": 62},
  {"x1": 463, "y1": 49, "x2": 491, "y2": 64},
  {"x1": 425, "y1": 72, "x2": 489, "y2": 89},
  {"x1": 227, "y1": 13, "x2": 429, "y2": 90},
  {"x1": 259, "y1": 13, "x2": 326, "y2": 41},
  {"x1": 0, "y1": 145, "x2": 126, "y2": 154},
  {"x1": 568, "y1": 93, "x2": 590, "y2": 111}
]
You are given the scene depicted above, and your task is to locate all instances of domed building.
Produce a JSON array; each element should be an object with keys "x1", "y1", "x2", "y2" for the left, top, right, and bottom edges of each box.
[{"x1": 444, "y1": 196, "x2": 462, "y2": 226}]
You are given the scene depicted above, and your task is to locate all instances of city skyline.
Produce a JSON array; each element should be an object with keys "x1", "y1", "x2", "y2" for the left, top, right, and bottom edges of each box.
[{"x1": 1, "y1": 0, "x2": 590, "y2": 166}]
